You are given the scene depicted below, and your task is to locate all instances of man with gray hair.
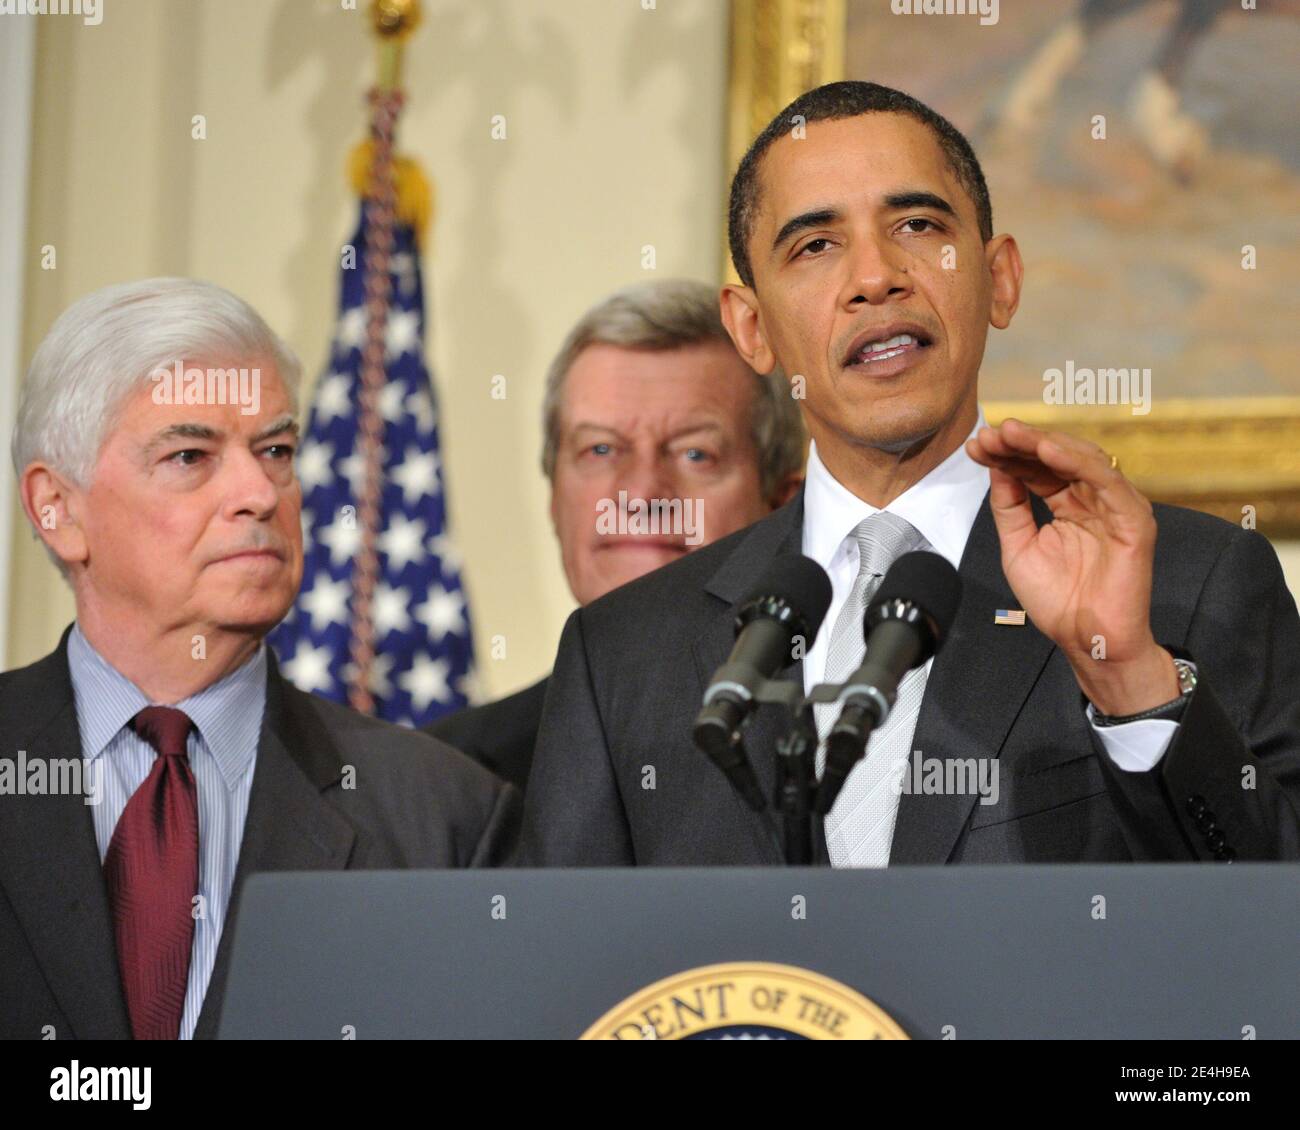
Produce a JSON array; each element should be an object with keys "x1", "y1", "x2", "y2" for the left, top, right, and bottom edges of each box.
[
  {"x1": 0, "y1": 278, "x2": 518, "y2": 1041},
  {"x1": 427, "y1": 278, "x2": 805, "y2": 792}
]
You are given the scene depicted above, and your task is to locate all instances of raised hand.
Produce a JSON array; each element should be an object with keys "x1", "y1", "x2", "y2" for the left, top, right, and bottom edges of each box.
[{"x1": 965, "y1": 417, "x2": 1180, "y2": 716}]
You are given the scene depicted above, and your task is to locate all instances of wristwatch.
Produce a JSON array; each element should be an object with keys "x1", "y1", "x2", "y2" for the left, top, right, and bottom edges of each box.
[{"x1": 1090, "y1": 656, "x2": 1198, "y2": 727}]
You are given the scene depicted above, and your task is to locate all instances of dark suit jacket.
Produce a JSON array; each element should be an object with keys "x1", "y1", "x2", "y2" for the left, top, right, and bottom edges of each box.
[
  {"x1": 424, "y1": 676, "x2": 549, "y2": 793},
  {"x1": 522, "y1": 491, "x2": 1300, "y2": 865},
  {"x1": 0, "y1": 627, "x2": 521, "y2": 1040}
]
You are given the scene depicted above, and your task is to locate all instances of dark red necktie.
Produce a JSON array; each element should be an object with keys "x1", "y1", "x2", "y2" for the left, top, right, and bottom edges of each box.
[{"x1": 103, "y1": 706, "x2": 199, "y2": 1040}]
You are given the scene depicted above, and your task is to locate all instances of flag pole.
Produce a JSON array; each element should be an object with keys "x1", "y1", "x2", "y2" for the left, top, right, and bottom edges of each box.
[{"x1": 347, "y1": 0, "x2": 422, "y2": 713}]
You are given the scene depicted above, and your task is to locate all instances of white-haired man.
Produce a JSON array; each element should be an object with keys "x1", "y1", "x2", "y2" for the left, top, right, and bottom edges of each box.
[{"x1": 0, "y1": 278, "x2": 519, "y2": 1041}]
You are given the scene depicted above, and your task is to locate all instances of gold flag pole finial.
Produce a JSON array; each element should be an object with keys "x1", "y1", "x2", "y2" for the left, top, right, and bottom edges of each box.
[{"x1": 370, "y1": 0, "x2": 421, "y2": 90}]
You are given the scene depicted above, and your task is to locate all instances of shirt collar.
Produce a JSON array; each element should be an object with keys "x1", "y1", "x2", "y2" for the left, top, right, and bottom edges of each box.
[
  {"x1": 803, "y1": 407, "x2": 990, "y2": 572},
  {"x1": 67, "y1": 623, "x2": 267, "y2": 791}
]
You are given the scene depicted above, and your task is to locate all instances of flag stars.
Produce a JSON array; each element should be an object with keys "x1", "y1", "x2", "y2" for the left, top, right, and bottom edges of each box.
[
  {"x1": 296, "y1": 438, "x2": 335, "y2": 493},
  {"x1": 406, "y1": 389, "x2": 436, "y2": 432},
  {"x1": 300, "y1": 575, "x2": 351, "y2": 633},
  {"x1": 379, "y1": 513, "x2": 428, "y2": 572},
  {"x1": 379, "y1": 380, "x2": 408, "y2": 423},
  {"x1": 372, "y1": 581, "x2": 414, "y2": 638},
  {"x1": 282, "y1": 241, "x2": 472, "y2": 724},
  {"x1": 335, "y1": 306, "x2": 367, "y2": 352},
  {"x1": 428, "y1": 533, "x2": 462, "y2": 574},
  {"x1": 391, "y1": 447, "x2": 441, "y2": 505},
  {"x1": 400, "y1": 653, "x2": 453, "y2": 712},
  {"x1": 385, "y1": 309, "x2": 421, "y2": 359},
  {"x1": 281, "y1": 640, "x2": 335, "y2": 695},
  {"x1": 338, "y1": 445, "x2": 386, "y2": 499},
  {"x1": 416, "y1": 584, "x2": 467, "y2": 642},
  {"x1": 319, "y1": 509, "x2": 363, "y2": 567},
  {"x1": 390, "y1": 251, "x2": 418, "y2": 297},
  {"x1": 314, "y1": 372, "x2": 353, "y2": 423},
  {"x1": 455, "y1": 668, "x2": 482, "y2": 704}
]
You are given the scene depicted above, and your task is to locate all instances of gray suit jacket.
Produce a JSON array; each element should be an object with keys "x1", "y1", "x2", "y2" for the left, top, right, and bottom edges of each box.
[
  {"x1": 522, "y1": 491, "x2": 1300, "y2": 865},
  {"x1": 0, "y1": 626, "x2": 520, "y2": 1040}
]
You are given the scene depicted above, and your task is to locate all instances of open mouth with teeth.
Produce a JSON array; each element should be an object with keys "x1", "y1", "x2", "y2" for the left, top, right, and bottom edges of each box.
[{"x1": 844, "y1": 329, "x2": 933, "y2": 369}]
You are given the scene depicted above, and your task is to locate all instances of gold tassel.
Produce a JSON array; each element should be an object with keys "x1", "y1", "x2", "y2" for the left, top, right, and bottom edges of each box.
[{"x1": 347, "y1": 139, "x2": 434, "y2": 248}]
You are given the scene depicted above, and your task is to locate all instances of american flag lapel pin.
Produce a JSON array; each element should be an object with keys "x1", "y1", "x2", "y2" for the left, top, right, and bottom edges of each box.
[{"x1": 994, "y1": 609, "x2": 1027, "y2": 626}]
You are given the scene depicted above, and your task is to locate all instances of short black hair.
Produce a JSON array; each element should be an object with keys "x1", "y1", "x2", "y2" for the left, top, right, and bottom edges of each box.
[{"x1": 727, "y1": 81, "x2": 994, "y2": 289}]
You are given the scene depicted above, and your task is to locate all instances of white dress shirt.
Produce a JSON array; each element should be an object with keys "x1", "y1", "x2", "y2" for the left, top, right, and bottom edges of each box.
[{"x1": 800, "y1": 408, "x2": 1177, "y2": 776}]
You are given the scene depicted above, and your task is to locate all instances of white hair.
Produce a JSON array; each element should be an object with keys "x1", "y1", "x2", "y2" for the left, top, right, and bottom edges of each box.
[
  {"x1": 12, "y1": 277, "x2": 302, "y2": 575},
  {"x1": 14, "y1": 277, "x2": 301, "y2": 485}
]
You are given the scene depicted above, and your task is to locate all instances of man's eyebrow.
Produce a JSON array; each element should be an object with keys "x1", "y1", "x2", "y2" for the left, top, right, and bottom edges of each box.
[
  {"x1": 770, "y1": 192, "x2": 960, "y2": 256},
  {"x1": 883, "y1": 190, "x2": 957, "y2": 220},
  {"x1": 771, "y1": 207, "x2": 842, "y2": 254},
  {"x1": 142, "y1": 422, "x2": 220, "y2": 458},
  {"x1": 252, "y1": 415, "x2": 300, "y2": 445},
  {"x1": 569, "y1": 423, "x2": 629, "y2": 443},
  {"x1": 142, "y1": 415, "x2": 299, "y2": 458},
  {"x1": 665, "y1": 422, "x2": 724, "y2": 442}
]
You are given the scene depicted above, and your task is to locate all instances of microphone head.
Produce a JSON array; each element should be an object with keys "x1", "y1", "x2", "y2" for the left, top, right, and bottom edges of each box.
[
  {"x1": 865, "y1": 550, "x2": 962, "y2": 650},
  {"x1": 735, "y1": 553, "x2": 833, "y2": 644}
]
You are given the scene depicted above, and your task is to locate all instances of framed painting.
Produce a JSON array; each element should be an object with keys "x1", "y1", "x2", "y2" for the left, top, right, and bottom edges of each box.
[{"x1": 727, "y1": 0, "x2": 1300, "y2": 533}]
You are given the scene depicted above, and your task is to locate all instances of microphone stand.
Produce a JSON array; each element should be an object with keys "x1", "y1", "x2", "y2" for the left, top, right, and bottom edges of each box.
[
  {"x1": 738, "y1": 679, "x2": 885, "y2": 866},
  {"x1": 772, "y1": 706, "x2": 819, "y2": 865}
]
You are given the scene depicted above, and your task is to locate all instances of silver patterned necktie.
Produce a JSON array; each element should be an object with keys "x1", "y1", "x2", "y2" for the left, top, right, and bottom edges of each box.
[{"x1": 816, "y1": 511, "x2": 932, "y2": 867}]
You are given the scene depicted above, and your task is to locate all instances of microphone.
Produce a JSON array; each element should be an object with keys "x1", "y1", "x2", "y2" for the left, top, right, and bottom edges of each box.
[
  {"x1": 694, "y1": 553, "x2": 832, "y2": 811},
  {"x1": 817, "y1": 550, "x2": 961, "y2": 815}
]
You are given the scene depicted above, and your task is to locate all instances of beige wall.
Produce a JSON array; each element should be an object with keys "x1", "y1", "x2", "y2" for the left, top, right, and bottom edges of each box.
[
  {"x1": 8, "y1": 0, "x2": 1299, "y2": 690},
  {"x1": 8, "y1": 0, "x2": 730, "y2": 697}
]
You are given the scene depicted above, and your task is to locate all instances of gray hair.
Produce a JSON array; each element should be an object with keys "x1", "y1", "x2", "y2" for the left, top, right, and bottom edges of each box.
[
  {"x1": 14, "y1": 277, "x2": 301, "y2": 486},
  {"x1": 540, "y1": 278, "x2": 804, "y2": 500},
  {"x1": 13, "y1": 277, "x2": 302, "y2": 575}
]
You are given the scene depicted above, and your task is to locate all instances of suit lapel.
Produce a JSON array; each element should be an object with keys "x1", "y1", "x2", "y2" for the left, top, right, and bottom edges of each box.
[
  {"x1": 194, "y1": 656, "x2": 356, "y2": 1038},
  {"x1": 0, "y1": 633, "x2": 361, "y2": 1040},
  {"x1": 0, "y1": 629, "x2": 131, "y2": 1038},
  {"x1": 888, "y1": 492, "x2": 1057, "y2": 864},
  {"x1": 686, "y1": 489, "x2": 1058, "y2": 867},
  {"x1": 691, "y1": 495, "x2": 807, "y2": 864}
]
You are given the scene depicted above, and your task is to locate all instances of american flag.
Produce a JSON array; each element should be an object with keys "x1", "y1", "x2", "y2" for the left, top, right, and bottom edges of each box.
[
  {"x1": 994, "y1": 609, "x2": 1027, "y2": 626},
  {"x1": 269, "y1": 205, "x2": 475, "y2": 727}
]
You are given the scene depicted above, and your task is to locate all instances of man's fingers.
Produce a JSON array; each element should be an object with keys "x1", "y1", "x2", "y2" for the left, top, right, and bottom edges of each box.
[
  {"x1": 975, "y1": 421, "x2": 1143, "y2": 515},
  {"x1": 967, "y1": 437, "x2": 1068, "y2": 497},
  {"x1": 985, "y1": 465, "x2": 1037, "y2": 557}
]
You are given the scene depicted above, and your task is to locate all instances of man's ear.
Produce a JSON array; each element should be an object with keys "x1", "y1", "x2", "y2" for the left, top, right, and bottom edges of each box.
[
  {"x1": 985, "y1": 233, "x2": 1023, "y2": 330},
  {"x1": 768, "y1": 471, "x2": 803, "y2": 510},
  {"x1": 720, "y1": 284, "x2": 777, "y2": 375},
  {"x1": 21, "y1": 462, "x2": 89, "y2": 568}
]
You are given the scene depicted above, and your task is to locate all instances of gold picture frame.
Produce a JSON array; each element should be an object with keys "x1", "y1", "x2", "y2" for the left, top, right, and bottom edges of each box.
[{"x1": 725, "y1": 0, "x2": 1300, "y2": 535}]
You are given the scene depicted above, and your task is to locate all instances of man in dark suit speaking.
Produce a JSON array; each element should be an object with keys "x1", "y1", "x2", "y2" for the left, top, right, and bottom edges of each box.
[
  {"x1": 522, "y1": 82, "x2": 1300, "y2": 866},
  {"x1": 0, "y1": 278, "x2": 518, "y2": 1040}
]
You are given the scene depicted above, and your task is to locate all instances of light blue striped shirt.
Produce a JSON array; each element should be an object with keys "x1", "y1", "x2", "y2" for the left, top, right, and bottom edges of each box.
[{"x1": 67, "y1": 623, "x2": 265, "y2": 1041}]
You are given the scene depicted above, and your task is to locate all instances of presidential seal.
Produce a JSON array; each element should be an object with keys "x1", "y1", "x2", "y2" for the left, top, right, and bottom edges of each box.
[{"x1": 580, "y1": 962, "x2": 909, "y2": 1040}]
